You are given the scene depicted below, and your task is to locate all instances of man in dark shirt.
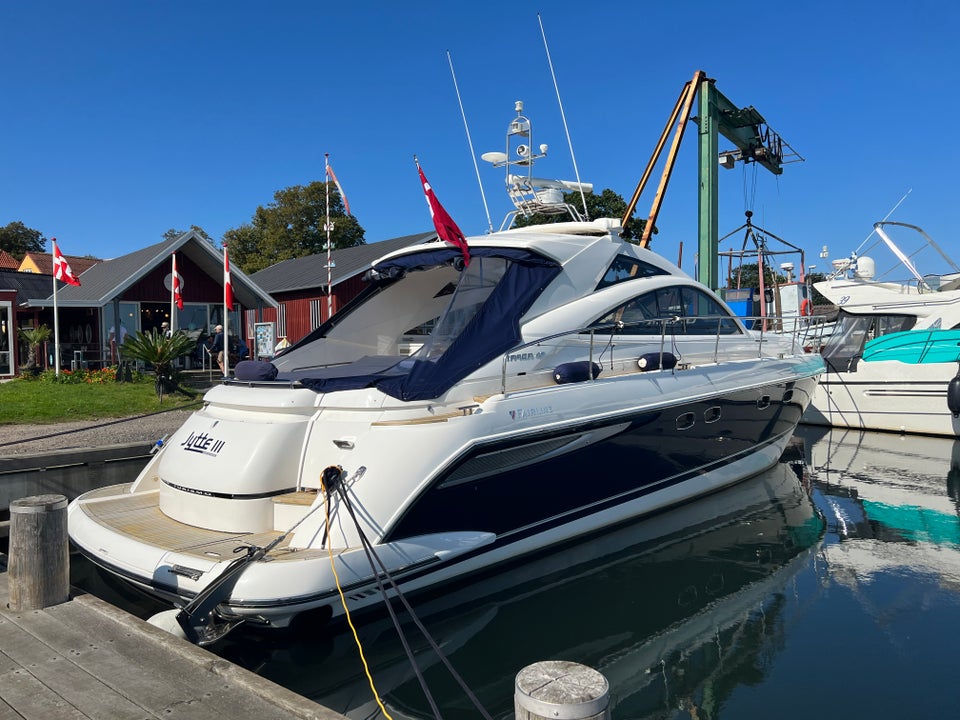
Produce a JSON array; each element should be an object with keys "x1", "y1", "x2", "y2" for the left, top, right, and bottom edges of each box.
[{"x1": 210, "y1": 324, "x2": 225, "y2": 373}]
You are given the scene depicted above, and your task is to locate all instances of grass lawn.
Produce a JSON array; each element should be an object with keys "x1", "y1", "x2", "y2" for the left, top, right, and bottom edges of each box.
[{"x1": 0, "y1": 377, "x2": 200, "y2": 425}]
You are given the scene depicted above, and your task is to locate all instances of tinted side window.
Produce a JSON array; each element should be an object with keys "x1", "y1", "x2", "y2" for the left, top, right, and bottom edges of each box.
[
  {"x1": 595, "y1": 254, "x2": 669, "y2": 290},
  {"x1": 591, "y1": 287, "x2": 741, "y2": 335}
]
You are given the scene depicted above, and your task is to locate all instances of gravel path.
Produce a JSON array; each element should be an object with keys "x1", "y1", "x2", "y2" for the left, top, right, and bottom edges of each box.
[{"x1": 0, "y1": 408, "x2": 197, "y2": 457}]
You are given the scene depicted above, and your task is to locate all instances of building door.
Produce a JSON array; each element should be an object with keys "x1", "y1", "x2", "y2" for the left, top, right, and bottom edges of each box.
[{"x1": 0, "y1": 302, "x2": 12, "y2": 376}]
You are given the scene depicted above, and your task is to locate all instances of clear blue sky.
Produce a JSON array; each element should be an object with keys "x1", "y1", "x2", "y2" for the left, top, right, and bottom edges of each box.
[{"x1": 2, "y1": 0, "x2": 956, "y2": 280}]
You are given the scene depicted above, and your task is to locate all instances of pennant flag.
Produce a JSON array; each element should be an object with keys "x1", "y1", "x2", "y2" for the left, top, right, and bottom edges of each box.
[
  {"x1": 418, "y1": 164, "x2": 470, "y2": 267},
  {"x1": 326, "y1": 161, "x2": 351, "y2": 215},
  {"x1": 52, "y1": 238, "x2": 81, "y2": 286},
  {"x1": 172, "y1": 253, "x2": 183, "y2": 310},
  {"x1": 224, "y1": 244, "x2": 235, "y2": 310}
]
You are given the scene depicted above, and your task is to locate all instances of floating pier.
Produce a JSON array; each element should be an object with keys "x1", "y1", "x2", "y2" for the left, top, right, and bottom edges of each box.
[{"x1": 0, "y1": 493, "x2": 346, "y2": 720}]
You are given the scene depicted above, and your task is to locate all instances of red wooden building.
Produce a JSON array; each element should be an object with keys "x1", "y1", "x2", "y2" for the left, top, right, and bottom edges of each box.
[
  {"x1": 248, "y1": 232, "x2": 435, "y2": 348},
  {"x1": 1, "y1": 231, "x2": 276, "y2": 376}
]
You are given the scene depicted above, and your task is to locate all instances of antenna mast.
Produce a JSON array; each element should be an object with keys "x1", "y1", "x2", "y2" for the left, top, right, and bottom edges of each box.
[
  {"x1": 448, "y1": 50, "x2": 494, "y2": 233},
  {"x1": 538, "y1": 14, "x2": 588, "y2": 219}
]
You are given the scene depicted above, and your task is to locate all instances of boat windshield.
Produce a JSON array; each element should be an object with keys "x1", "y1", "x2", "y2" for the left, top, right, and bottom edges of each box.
[
  {"x1": 414, "y1": 257, "x2": 509, "y2": 361},
  {"x1": 821, "y1": 311, "x2": 916, "y2": 371},
  {"x1": 272, "y1": 246, "x2": 562, "y2": 400}
]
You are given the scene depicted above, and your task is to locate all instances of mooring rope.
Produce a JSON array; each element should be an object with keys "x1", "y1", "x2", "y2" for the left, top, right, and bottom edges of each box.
[{"x1": 0, "y1": 399, "x2": 203, "y2": 450}]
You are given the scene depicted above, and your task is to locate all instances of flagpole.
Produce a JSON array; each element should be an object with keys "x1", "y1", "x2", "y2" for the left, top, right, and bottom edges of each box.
[
  {"x1": 325, "y1": 153, "x2": 333, "y2": 322},
  {"x1": 223, "y1": 260, "x2": 230, "y2": 379},
  {"x1": 170, "y1": 253, "x2": 176, "y2": 333},
  {"x1": 52, "y1": 240, "x2": 60, "y2": 377}
]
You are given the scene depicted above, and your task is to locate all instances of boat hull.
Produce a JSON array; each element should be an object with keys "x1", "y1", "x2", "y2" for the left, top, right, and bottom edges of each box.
[
  {"x1": 803, "y1": 361, "x2": 960, "y2": 436},
  {"x1": 69, "y1": 370, "x2": 819, "y2": 629}
]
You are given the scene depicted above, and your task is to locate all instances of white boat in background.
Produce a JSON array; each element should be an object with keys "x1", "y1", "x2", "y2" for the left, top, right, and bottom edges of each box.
[
  {"x1": 68, "y1": 104, "x2": 823, "y2": 644},
  {"x1": 803, "y1": 221, "x2": 960, "y2": 436}
]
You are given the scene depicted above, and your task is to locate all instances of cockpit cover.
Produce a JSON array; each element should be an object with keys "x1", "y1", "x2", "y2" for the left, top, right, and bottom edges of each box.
[{"x1": 374, "y1": 246, "x2": 561, "y2": 400}]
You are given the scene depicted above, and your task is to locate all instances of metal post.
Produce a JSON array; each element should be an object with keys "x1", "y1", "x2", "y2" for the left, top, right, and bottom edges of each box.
[{"x1": 515, "y1": 661, "x2": 610, "y2": 720}]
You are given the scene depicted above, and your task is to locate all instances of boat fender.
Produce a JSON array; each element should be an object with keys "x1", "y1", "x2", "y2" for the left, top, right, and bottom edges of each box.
[
  {"x1": 234, "y1": 359, "x2": 279, "y2": 381},
  {"x1": 948, "y1": 371, "x2": 960, "y2": 418},
  {"x1": 638, "y1": 352, "x2": 678, "y2": 371},
  {"x1": 553, "y1": 361, "x2": 602, "y2": 384}
]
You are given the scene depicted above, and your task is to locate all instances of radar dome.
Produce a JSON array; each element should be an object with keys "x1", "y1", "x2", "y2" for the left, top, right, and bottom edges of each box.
[{"x1": 854, "y1": 257, "x2": 875, "y2": 279}]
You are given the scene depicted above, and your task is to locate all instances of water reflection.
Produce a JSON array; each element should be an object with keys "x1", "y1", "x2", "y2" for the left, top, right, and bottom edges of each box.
[
  {"x1": 209, "y1": 460, "x2": 823, "y2": 719},
  {"x1": 799, "y1": 424, "x2": 960, "y2": 585},
  {"x1": 69, "y1": 429, "x2": 960, "y2": 719}
]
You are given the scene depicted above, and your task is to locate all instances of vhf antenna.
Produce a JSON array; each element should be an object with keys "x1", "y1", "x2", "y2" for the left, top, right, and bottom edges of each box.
[
  {"x1": 538, "y1": 13, "x2": 588, "y2": 220},
  {"x1": 447, "y1": 50, "x2": 494, "y2": 233}
]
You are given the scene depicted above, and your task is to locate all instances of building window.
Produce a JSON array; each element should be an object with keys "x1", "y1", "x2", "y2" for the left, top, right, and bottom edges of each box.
[{"x1": 277, "y1": 303, "x2": 287, "y2": 337}]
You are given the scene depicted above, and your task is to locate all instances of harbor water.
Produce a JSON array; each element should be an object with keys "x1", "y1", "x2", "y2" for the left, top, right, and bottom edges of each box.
[{"x1": 71, "y1": 424, "x2": 960, "y2": 719}]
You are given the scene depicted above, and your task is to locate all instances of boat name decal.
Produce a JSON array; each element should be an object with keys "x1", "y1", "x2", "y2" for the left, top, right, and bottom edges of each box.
[
  {"x1": 506, "y1": 351, "x2": 546, "y2": 362},
  {"x1": 180, "y1": 431, "x2": 226, "y2": 457},
  {"x1": 509, "y1": 406, "x2": 552, "y2": 420}
]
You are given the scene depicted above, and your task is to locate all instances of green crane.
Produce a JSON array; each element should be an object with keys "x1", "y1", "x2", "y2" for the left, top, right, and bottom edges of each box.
[{"x1": 622, "y1": 71, "x2": 802, "y2": 289}]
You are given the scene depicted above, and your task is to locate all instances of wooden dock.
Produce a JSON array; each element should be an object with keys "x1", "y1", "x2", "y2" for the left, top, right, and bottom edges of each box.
[{"x1": 0, "y1": 556, "x2": 347, "y2": 720}]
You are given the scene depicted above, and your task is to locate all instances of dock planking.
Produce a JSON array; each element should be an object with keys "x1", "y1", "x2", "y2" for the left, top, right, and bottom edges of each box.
[{"x1": 0, "y1": 559, "x2": 347, "y2": 720}]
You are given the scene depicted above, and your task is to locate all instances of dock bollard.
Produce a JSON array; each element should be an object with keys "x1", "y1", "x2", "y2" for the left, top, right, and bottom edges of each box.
[
  {"x1": 515, "y1": 660, "x2": 610, "y2": 720},
  {"x1": 8, "y1": 494, "x2": 70, "y2": 611}
]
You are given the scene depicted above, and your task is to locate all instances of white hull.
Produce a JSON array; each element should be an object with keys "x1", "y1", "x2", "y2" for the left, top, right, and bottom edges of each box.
[
  {"x1": 69, "y1": 363, "x2": 818, "y2": 629},
  {"x1": 803, "y1": 361, "x2": 960, "y2": 436}
]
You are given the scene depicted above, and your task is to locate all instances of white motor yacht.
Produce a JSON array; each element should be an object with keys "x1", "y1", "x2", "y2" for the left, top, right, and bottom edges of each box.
[
  {"x1": 68, "y1": 108, "x2": 824, "y2": 643},
  {"x1": 803, "y1": 221, "x2": 960, "y2": 436}
]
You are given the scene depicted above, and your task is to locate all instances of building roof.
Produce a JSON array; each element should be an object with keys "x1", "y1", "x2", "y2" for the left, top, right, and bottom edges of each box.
[
  {"x1": 18, "y1": 252, "x2": 102, "y2": 276},
  {"x1": 0, "y1": 269, "x2": 61, "y2": 306},
  {"x1": 0, "y1": 250, "x2": 19, "y2": 269},
  {"x1": 20, "y1": 231, "x2": 277, "y2": 310},
  {"x1": 251, "y1": 232, "x2": 437, "y2": 294}
]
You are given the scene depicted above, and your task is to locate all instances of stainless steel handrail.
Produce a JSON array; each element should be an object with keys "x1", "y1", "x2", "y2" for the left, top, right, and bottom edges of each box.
[{"x1": 498, "y1": 314, "x2": 820, "y2": 395}]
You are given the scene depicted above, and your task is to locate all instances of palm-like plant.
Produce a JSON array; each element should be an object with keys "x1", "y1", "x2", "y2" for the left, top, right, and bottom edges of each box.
[
  {"x1": 120, "y1": 329, "x2": 196, "y2": 399},
  {"x1": 18, "y1": 324, "x2": 53, "y2": 371}
]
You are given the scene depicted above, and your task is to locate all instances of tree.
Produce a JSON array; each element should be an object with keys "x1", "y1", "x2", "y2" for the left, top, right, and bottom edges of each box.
[
  {"x1": 120, "y1": 329, "x2": 196, "y2": 400},
  {"x1": 224, "y1": 181, "x2": 365, "y2": 274},
  {"x1": 164, "y1": 225, "x2": 215, "y2": 247},
  {"x1": 512, "y1": 188, "x2": 653, "y2": 243},
  {"x1": 17, "y1": 324, "x2": 52, "y2": 371},
  {"x1": 807, "y1": 271, "x2": 830, "y2": 306},
  {"x1": 0, "y1": 221, "x2": 45, "y2": 260},
  {"x1": 726, "y1": 262, "x2": 787, "y2": 289}
]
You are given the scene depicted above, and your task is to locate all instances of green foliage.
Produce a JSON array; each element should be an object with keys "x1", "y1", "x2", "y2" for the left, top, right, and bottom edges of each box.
[
  {"x1": 164, "y1": 225, "x2": 215, "y2": 247},
  {"x1": 17, "y1": 324, "x2": 53, "y2": 368},
  {"x1": 726, "y1": 262, "x2": 787, "y2": 289},
  {"x1": 512, "y1": 188, "x2": 652, "y2": 243},
  {"x1": 0, "y1": 375, "x2": 198, "y2": 424},
  {"x1": 120, "y1": 329, "x2": 196, "y2": 398},
  {"x1": 0, "y1": 220, "x2": 45, "y2": 260},
  {"x1": 225, "y1": 180, "x2": 366, "y2": 273},
  {"x1": 807, "y1": 271, "x2": 830, "y2": 306},
  {"x1": 24, "y1": 366, "x2": 140, "y2": 384}
]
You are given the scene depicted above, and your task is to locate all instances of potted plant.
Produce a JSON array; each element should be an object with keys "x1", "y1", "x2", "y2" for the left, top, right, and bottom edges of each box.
[
  {"x1": 120, "y1": 329, "x2": 196, "y2": 400},
  {"x1": 17, "y1": 324, "x2": 52, "y2": 376}
]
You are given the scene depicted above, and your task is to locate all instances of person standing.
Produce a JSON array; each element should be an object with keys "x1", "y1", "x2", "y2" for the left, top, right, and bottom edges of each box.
[
  {"x1": 210, "y1": 324, "x2": 225, "y2": 373},
  {"x1": 108, "y1": 322, "x2": 128, "y2": 363}
]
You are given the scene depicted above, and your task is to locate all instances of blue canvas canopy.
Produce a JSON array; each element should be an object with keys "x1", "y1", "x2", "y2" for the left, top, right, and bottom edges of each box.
[{"x1": 282, "y1": 246, "x2": 561, "y2": 401}]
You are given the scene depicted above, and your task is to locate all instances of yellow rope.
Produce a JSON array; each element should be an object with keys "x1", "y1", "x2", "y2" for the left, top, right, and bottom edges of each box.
[{"x1": 321, "y1": 478, "x2": 393, "y2": 720}]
